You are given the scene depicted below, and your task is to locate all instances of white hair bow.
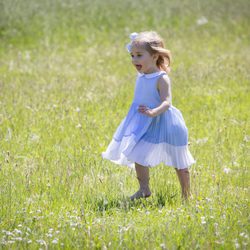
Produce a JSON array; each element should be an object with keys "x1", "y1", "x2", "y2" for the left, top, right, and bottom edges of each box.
[{"x1": 126, "y1": 32, "x2": 138, "y2": 52}]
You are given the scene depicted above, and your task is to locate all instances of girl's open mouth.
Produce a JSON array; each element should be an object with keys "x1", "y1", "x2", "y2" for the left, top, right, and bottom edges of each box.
[{"x1": 135, "y1": 64, "x2": 142, "y2": 71}]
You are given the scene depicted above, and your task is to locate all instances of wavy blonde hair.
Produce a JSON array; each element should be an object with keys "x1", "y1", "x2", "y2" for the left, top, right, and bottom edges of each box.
[{"x1": 132, "y1": 31, "x2": 171, "y2": 73}]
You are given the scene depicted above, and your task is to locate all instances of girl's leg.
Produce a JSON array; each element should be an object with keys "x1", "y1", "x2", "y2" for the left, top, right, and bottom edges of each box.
[
  {"x1": 175, "y1": 168, "x2": 191, "y2": 200},
  {"x1": 130, "y1": 163, "x2": 151, "y2": 200}
]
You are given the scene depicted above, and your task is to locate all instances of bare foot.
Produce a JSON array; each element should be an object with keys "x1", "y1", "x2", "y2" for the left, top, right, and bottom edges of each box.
[{"x1": 130, "y1": 190, "x2": 151, "y2": 201}]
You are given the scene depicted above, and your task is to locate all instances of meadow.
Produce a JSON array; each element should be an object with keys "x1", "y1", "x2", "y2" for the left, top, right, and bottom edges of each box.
[{"x1": 0, "y1": 0, "x2": 249, "y2": 249}]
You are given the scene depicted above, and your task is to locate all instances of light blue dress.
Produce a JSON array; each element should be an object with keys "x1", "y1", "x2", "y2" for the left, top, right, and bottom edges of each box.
[{"x1": 102, "y1": 71, "x2": 195, "y2": 169}]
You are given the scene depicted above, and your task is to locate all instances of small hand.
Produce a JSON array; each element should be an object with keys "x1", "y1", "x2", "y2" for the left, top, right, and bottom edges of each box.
[{"x1": 138, "y1": 105, "x2": 156, "y2": 117}]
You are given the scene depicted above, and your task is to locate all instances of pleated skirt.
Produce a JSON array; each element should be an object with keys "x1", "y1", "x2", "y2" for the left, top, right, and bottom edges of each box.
[{"x1": 102, "y1": 103, "x2": 195, "y2": 169}]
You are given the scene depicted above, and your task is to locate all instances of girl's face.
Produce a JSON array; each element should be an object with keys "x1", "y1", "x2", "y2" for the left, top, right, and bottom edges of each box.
[{"x1": 130, "y1": 45, "x2": 159, "y2": 74}]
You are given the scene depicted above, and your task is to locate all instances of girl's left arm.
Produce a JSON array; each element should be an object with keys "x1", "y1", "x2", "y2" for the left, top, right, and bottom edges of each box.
[{"x1": 153, "y1": 75, "x2": 171, "y2": 116}]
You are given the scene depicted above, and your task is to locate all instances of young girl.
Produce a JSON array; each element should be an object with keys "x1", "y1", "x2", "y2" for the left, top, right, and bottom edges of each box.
[{"x1": 102, "y1": 31, "x2": 195, "y2": 200}]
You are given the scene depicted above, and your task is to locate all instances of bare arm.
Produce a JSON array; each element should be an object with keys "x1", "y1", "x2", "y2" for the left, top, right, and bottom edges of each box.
[{"x1": 153, "y1": 75, "x2": 171, "y2": 116}]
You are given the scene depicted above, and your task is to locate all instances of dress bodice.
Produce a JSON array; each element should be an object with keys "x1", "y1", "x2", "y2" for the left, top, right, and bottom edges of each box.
[{"x1": 133, "y1": 71, "x2": 171, "y2": 109}]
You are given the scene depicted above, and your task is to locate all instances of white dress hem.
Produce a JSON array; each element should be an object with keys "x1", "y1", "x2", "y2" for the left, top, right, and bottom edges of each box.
[{"x1": 102, "y1": 135, "x2": 196, "y2": 169}]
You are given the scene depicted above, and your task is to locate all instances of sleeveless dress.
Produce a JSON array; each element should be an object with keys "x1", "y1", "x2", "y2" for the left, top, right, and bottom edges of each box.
[{"x1": 102, "y1": 71, "x2": 195, "y2": 169}]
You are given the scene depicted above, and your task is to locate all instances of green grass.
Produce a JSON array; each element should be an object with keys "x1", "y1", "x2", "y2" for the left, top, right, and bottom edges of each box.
[{"x1": 0, "y1": 0, "x2": 249, "y2": 249}]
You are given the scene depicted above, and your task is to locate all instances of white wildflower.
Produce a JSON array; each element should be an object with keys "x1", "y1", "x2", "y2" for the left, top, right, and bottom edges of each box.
[
  {"x1": 52, "y1": 238, "x2": 58, "y2": 244},
  {"x1": 76, "y1": 107, "x2": 81, "y2": 112},
  {"x1": 243, "y1": 135, "x2": 250, "y2": 142},
  {"x1": 9, "y1": 60, "x2": 14, "y2": 71},
  {"x1": 13, "y1": 229, "x2": 22, "y2": 234},
  {"x1": 197, "y1": 16, "x2": 208, "y2": 26},
  {"x1": 223, "y1": 168, "x2": 231, "y2": 174},
  {"x1": 70, "y1": 222, "x2": 77, "y2": 227},
  {"x1": 201, "y1": 216, "x2": 206, "y2": 224},
  {"x1": 160, "y1": 243, "x2": 166, "y2": 249},
  {"x1": 232, "y1": 161, "x2": 239, "y2": 166},
  {"x1": 196, "y1": 137, "x2": 208, "y2": 145},
  {"x1": 240, "y1": 232, "x2": 249, "y2": 239},
  {"x1": 30, "y1": 133, "x2": 40, "y2": 142},
  {"x1": 6, "y1": 127, "x2": 12, "y2": 141},
  {"x1": 215, "y1": 240, "x2": 224, "y2": 245},
  {"x1": 36, "y1": 239, "x2": 46, "y2": 245},
  {"x1": 1, "y1": 240, "x2": 7, "y2": 245},
  {"x1": 76, "y1": 124, "x2": 82, "y2": 128},
  {"x1": 25, "y1": 51, "x2": 30, "y2": 60},
  {"x1": 14, "y1": 237, "x2": 23, "y2": 241}
]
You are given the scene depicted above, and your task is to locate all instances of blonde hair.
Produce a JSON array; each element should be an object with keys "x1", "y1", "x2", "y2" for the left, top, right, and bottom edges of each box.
[{"x1": 132, "y1": 31, "x2": 171, "y2": 73}]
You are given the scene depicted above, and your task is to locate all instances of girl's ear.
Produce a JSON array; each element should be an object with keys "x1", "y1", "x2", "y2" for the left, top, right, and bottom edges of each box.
[{"x1": 153, "y1": 53, "x2": 159, "y2": 62}]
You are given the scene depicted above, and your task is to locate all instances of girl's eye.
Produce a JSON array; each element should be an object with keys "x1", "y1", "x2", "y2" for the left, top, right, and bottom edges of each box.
[{"x1": 130, "y1": 54, "x2": 142, "y2": 58}]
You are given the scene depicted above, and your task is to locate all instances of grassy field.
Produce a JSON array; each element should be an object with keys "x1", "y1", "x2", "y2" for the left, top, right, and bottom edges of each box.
[{"x1": 0, "y1": 0, "x2": 249, "y2": 249}]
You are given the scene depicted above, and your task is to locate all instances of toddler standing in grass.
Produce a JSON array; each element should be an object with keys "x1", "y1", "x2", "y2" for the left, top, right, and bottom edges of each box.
[{"x1": 102, "y1": 31, "x2": 195, "y2": 200}]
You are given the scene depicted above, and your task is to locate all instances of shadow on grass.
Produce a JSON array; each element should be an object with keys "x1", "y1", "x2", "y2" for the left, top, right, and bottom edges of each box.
[{"x1": 93, "y1": 190, "x2": 178, "y2": 212}]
